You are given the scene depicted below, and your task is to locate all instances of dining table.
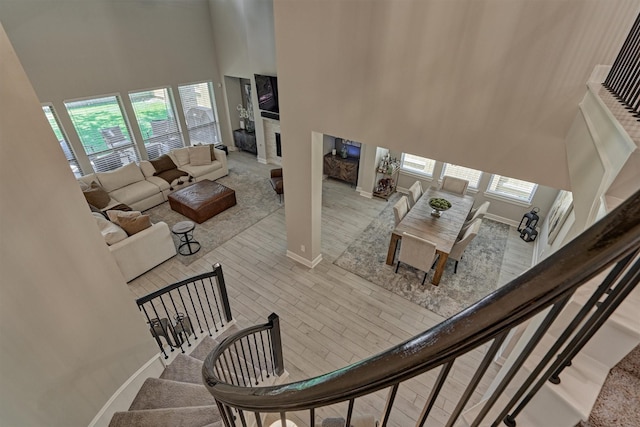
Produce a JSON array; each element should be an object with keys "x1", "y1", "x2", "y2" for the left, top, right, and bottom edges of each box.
[{"x1": 386, "y1": 187, "x2": 475, "y2": 285}]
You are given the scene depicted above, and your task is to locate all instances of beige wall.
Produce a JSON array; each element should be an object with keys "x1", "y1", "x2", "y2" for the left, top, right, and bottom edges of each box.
[
  {"x1": 0, "y1": 0, "x2": 232, "y2": 164},
  {"x1": 209, "y1": 0, "x2": 277, "y2": 161},
  {"x1": 0, "y1": 25, "x2": 157, "y2": 426},
  {"x1": 274, "y1": 0, "x2": 638, "y2": 263}
]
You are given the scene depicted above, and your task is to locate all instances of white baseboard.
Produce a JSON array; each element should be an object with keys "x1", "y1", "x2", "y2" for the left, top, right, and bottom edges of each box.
[
  {"x1": 287, "y1": 250, "x2": 323, "y2": 268},
  {"x1": 88, "y1": 354, "x2": 165, "y2": 427},
  {"x1": 485, "y1": 212, "x2": 519, "y2": 227},
  {"x1": 359, "y1": 190, "x2": 373, "y2": 198},
  {"x1": 257, "y1": 157, "x2": 267, "y2": 164}
]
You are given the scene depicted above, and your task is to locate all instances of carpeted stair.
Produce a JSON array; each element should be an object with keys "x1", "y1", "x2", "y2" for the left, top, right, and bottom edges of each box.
[{"x1": 109, "y1": 326, "x2": 240, "y2": 427}]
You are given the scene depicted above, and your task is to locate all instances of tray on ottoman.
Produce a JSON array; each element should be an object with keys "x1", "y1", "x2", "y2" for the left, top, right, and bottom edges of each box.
[{"x1": 168, "y1": 179, "x2": 236, "y2": 224}]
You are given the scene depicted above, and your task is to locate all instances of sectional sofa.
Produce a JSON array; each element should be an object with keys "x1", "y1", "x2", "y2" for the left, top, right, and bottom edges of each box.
[{"x1": 80, "y1": 145, "x2": 229, "y2": 281}]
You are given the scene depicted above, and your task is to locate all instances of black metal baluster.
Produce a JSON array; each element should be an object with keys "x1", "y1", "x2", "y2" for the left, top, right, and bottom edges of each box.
[
  {"x1": 168, "y1": 291, "x2": 191, "y2": 347},
  {"x1": 216, "y1": 400, "x2": 233, "y2": 427},
  {"x1": 192, "y1": 281, "x2": 213, "y2": 334},
  {"x1": 279, "y1": 412, "x2": 287, "y2": 427},
  {"x1": 254, "y1": 412, "x2": 263, "y2": 427},
  {"x1": 184, "y1": 283, "x2": 206, "y2": 334},
  {"x1": 608, "y1": 15, "x2": 640, "y2": 93},
  {"x1": 470, "y1": 297, "x2": 570, "y2": 427},
  {"x1": 310, "y1": 408, "x2": 315, "y2": 427},
  {"x1": 605, "y1": 14, "x2": 640, "y2": 87},
  {"x1": 548, "y1": 257, "x2": 640, "y2": 383},
  {"x1": 239, "y1": 337, "x2": 255, "y2": 385},
  {"x1": 199, "y1": 278, "x2": 219, "y2": 332},
  {"x1": 417, "y1": 361, "x2": 453, "y2": 427},
  {"x1": 237, "y1": 409, "x2": 247, "y2": 427},
  {"x1": 176, "y1": 287, "x2": 199, "y2": 340},
  {"x1": 149, "y1": 301, "x2": 175, "y2": 352},
  {"x1": 140, "y1": 305, "x2": 168, "y2": 358},
  {"x1": 269, "y1": 313, "x2": 284, "y2": 375},
  {"x1": 233, "y1": 341, "x2": 249, "y2": 387},
  {"x1": 445, "y1": 332, "x2": 508, "y2": 427},
  {"x1": 345, "y1": 398, "x2": 354, "y2": 427},
  {"x1": 222, "y1": 351, "x2": 238, "y2": 386},
  {"x1": 158, "y1": 295, "x2": 183, "y2": 352},
  {"x1": 379, "y1": 383, "x2": 399, "y2": 427},
  {"x1": 496, "y1": 253, "x2": 637, "y2": 427},
  {"x1": 245, "y1": 336, "x2": 260, "y2": 385},
  {"x1": 260, "y1": 331, "x2": 270, "y2": 378},
  {"x1": 252, "y1": 333, "x2": 265, "y2": 382}
]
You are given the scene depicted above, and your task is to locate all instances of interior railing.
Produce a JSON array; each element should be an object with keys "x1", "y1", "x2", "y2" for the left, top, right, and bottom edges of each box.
[
  {"x1": 603, "y1": 12, "x2": 640, "y2": 118},
  {"x1": 136, "y1": 263, "x2": 233, "y2": 359},
  {"x1": 202, "y1": 189, "x2": 640, "y2": 427}
]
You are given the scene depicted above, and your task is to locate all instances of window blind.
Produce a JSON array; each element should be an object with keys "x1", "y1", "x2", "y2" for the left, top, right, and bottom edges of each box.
[
  {"x1": 65, "y1": 95, "x2": 139, "y2": 172},
  {"x1": 441, "y1": 163, "x2": 483, "y2": 188},
  {"x1": 178, "y1": 82, "x2": 221, "y2": 145},
  {"x1": 42, "y1": 105, "x2": 83, "y2": 177},
  {"x1": 487, "y1": 175, "x2": 538, "y2": 202},
  {"x1": 130, "y1": 88, "x2": 184, "y2": 159},
  {"x1": 401, "y1": 153, "x2": 436, "y2": 176}
]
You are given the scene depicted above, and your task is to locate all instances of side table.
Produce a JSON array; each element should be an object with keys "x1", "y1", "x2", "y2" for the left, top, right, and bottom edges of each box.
[
  {"x1": 214, "y1": 144, "x2": 228, "y2": 155},
  {"x1": 172, "y1": 221, "x2": 201, "y2": 255}
]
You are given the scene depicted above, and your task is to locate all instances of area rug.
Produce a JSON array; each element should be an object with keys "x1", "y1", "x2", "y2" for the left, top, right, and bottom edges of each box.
[
  {"x1": 334, "y1": 194, "x2": 510, "y2": 318},
  {"x1": 145, "y1": 167, "x2": 282, "y2": 265}
]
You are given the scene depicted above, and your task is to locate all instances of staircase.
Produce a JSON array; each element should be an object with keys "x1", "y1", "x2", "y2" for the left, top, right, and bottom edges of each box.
[{"x1": 109, "y1": 326, "x2": 240, "y2": 427}]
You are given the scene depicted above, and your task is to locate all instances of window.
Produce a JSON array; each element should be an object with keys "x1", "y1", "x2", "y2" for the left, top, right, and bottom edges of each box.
[
  {"x1": 400, "y1": 153, "x2": 436, "y2": 176},
  {"x1": 130, "y1": 88, "x2": 183, "y2": 159},
  {"x1": 178, "y1": 82, "x2": 220, "y2": 145},
  {"x1": 42, "y1": 105, "x2": 83, "y2": 177},
  {"x1": 65, "y1": 95, "x2": 139, "y2": 173},
  {"x1": 487, "y1": 175, "x2": 538, "y2": 202},
  {"x1": 441, "y1": 163, "x2": 483, "y2": 189}
]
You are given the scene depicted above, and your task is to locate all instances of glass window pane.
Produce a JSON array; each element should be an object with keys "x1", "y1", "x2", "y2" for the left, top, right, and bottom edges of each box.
[
  {"x1": 441, "y1": 163, "x2": 483, "y2": 188},
  {"x1": 487, "y1": 174, "x2": 538, "y2": 202},
  {"x1": 65, "y1": 95, "x2": 139, "y2": 173},
  {"x1": 42, "y1": 105, "x2": 83, "y2": 178},
  {"x1": 401, "y1": 153, "x2": 436, "y2": 176},
  {"x1": 130, "y1": 88, "x2": 183, "y2": 159},
  {"x1": 178, "y1": 82, "x2": 220, "y2": 145}
]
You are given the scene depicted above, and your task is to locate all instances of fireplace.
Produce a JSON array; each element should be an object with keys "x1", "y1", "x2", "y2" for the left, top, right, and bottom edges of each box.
[
  {"x1": 263, "y1": 119, "x2": 281, "y2": 164},
  {"x1": 275, "y1": 133, "x2": 281, "y2": 157}
]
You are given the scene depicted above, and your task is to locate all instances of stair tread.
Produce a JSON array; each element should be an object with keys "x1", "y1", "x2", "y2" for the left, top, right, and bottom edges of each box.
[
  {"x1": 109, "y1": 405, "x2": 221, "y2": 427},
  {"x1": 190, "y1": 324, "x2": 240, "y2": 361},
  {"x1": 129, "y1": 377, "x2": 215, "y2": 410},
  {"x1": 160, "y1": 353, "x2": 204, "y2": 385}
]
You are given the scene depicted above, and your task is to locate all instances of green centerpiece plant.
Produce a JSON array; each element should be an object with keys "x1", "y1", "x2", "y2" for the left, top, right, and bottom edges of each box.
[{"x1": 429, "y1": 197, "x2": 452, "y2": 217}]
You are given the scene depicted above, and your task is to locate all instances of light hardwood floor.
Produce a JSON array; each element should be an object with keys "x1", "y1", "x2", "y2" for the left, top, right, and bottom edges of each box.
[{"x1": 128, "y1": 150, "x2": 534, "y2": 426}]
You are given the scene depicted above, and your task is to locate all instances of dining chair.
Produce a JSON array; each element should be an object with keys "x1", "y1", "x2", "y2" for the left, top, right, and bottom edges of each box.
[
  {"x1": 407, "y1": 181, "x2": 423, "y2": 207},
  {"x1": 449, "y1": 219, "x2": 481, "y2": 273},
  {"x1": 393, "y1": 196, "x2": 410, "y2": 226},
  {"x1": 441, "y1": 175, "x2": 469, "y2": 195},
  {"x1": 395, "y1": 232, "x2": 438, "y2": 285},
  {"x1": 466, "y1": 200, "x2": 490, "y2": 221}
]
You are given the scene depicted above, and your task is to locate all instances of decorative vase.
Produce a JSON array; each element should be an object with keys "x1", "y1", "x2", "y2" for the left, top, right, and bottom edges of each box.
[{"x1": 239, "y1": 119, "x2": 245, "y2": 130}]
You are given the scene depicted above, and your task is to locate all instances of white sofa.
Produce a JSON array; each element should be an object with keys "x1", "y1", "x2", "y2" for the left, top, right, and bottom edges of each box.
[
  {"x1": 108, "y1": 221, "x2": 177, "y2": 282},
  {"x1": 79, "y1": 145, "x2": 229, "y2": 210}
]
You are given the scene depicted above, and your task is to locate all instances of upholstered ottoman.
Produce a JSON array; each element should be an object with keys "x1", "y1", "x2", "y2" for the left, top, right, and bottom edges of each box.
[{"x1": 168, "y1": 179, "x2": 236, "y2": 224}]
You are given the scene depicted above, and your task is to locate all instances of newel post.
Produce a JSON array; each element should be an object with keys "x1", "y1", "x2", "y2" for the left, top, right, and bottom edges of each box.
[
  {"x1": 268, "y1": 313, "x2": 285, "y2": 376},
  {"x1": 213, "y1": 263, "x2": 233, "y2": 323}
]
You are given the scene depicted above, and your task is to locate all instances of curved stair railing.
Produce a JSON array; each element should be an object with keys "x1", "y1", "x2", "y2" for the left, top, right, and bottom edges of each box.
[{"x1": 203, "y1": 189, "x2": 640, "y2": 427}]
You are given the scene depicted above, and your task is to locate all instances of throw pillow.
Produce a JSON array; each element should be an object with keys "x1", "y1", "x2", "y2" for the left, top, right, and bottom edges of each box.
[
  {"x1": 93, "y1": 214, "x2": 128, "y2": 245},
  {"x1": 88, "y1": 203, "x2": 108, "y2": 219},
  {"x1": 150, "y1": 154, "x2": 178, "y2": 174},
  {"x1": 189, "y1": 145, "x2": 212, "y2": 166},
  {"x1": 172, "y1": 147, "x2": 191, "y2": 166},
  {"x1": 118, "y1": 214, "x2": 152, "y2": 236},
  {"x1": 106, "y1": 209, "x2": 141, "y2": 224},
  {"x1": 139, "y1": 160, "x2": 156, "y2": 178},
  {"x1": 96, "y1": 162, "x2": 144, "y2": 192},
  {"x1": 83, "y1": 181, "x2": 111, "y2": 209}
]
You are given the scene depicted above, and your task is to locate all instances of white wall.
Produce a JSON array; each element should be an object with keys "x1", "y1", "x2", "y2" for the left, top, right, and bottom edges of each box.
[
  {"x1": 209, "y1": 0, "x2": 277, "y2": 161},
  {"x1": 274, "y1": 0, "x2": 638, "y2": 263},
  {"x1": 0, "y1": 25, "x2": 158, "y2": 426}
]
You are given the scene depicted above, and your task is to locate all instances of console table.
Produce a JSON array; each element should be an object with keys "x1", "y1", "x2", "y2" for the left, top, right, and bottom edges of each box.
[
  {"x1": 233, "y1": 129, "x2": 257, "y2": 154},
  {"x1": 323, "y1": 153, "x2": 359, "y2": 186}
]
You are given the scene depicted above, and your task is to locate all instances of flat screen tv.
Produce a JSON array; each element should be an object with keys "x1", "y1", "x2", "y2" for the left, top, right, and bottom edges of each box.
[{"x1": 254, "y1": 74, "x2": 279, "y2": 114}]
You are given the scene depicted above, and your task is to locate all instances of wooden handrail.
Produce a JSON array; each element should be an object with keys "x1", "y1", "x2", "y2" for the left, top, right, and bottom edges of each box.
[{"x1": 202, "y1": 189, "x2": 640, "y2": 412}]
